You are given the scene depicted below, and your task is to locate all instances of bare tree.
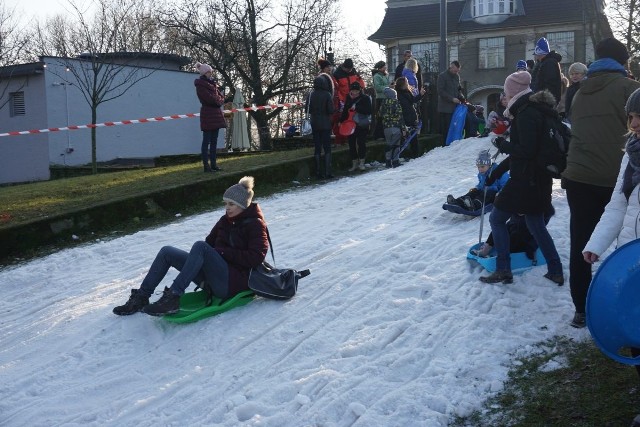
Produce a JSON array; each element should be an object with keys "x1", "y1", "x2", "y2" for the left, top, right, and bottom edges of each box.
[
  {"x1": 161, "y1": 0, "x2": 339, "y2": 149},
  {"x1": 40, "y1": 0, "x2": 166, "y2": 174},
  {"x1": 606, "y1": 0, "x2": 639, "y2": 73},
  {"x1": 0, "y1": 4, "x2": 31, "y2": 110}
]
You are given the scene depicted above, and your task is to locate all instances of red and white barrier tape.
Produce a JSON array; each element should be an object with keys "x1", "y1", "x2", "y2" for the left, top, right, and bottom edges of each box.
[{"x1": 0, "y1": 101, "x2": 304, "y2": 137}]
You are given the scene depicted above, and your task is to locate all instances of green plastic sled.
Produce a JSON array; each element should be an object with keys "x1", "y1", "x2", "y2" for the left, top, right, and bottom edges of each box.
[{"x1": 164, "y1": 290, "x2": 255, "y2": 324}]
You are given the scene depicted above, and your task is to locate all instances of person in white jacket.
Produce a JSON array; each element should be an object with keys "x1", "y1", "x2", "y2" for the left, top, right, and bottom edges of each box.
[{"x1": 582, "y1": 88, "x2": 640, "y2": 328}]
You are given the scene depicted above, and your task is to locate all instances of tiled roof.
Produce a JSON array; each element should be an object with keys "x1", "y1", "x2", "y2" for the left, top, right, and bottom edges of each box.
[{"x1": 369, "y1": 0, "x2": 588, "y2": 43}]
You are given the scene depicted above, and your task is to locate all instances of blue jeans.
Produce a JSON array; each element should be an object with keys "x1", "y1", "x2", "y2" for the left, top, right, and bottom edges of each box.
[
  {"x1": 489, "y1": 206, "x2": 562, "y2": 275},
  {"x1": 139, "y1": 241, "x2": 229, "y2": 299},
  {"x1": 202, "y1": 129, "x2": 220, "y2": 168}
]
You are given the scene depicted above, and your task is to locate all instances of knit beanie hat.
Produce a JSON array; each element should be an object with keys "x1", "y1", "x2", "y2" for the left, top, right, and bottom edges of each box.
[
  {"x1": 223, "y1": 176, "x2": 255, "y2": 209},
  {"x1": 625, "y1": 88, "x2": 640, "y2": 115},
  {"x1": 318, "y1": 58, "x2": 332, "y2": 69},
  {"x1": 516, "y1": 60, "x2": 527, "y2": 71},
  {"x1": 503, "y1": 71, "x2": 532, "y2": 98},
  {"x1": 476, "y1": 150, "x2": 492, "y2": 166},
  {"x1": 343, "y1": 58, "x2": 354, "y2": 69},
  {"x1": 196, "y1": 62, "x2": 213, "y2": 75},
  {"x1": 383, "y1": 87, "x2": 397, "y2": 99},
  {"x1": 568, "y1": 62, "x2": 588, "y2": 76},
  {"x1": 350, "y1": 81, "x2": 362, "y2": 91},
  {"x1": 595, "y1": 37, "x2": 630, "y2": 65},
  {"x1": 534, "y1": 37, "x2": 550, "y2": 55}
]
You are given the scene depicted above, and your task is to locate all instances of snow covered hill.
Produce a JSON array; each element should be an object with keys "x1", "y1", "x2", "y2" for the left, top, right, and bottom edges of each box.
[{"x1": 0, "y1": 136, "x2": 591, "y2": 426}]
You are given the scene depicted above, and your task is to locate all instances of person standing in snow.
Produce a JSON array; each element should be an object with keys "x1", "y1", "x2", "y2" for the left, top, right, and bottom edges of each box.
[
  {"x1": 340, "y1": 82, "x2": 372, "y2": 172},
  {"x1": 561, "y1": 38, "x2": 640, "y2": 328},
  {"x1": 583, "y1": 89, "x2": 640, "y2": 427},
  {"x1": 307, "y1": 74, "x2": 335, "y2": 179},
  {"x1": 194, "y1": 62, "x2": 226, "y2": 173},
  {"x1": 437, "y1": 60, "x2": 464, "y2": 144},
  {"x1": 530, "y1": 37, "x2": 563, "y2": 106},
  {"x1": 480, "y1": 71, "x2": 564, "y2": 285},
  {"x1": 113, "y1": 177, "x2": 269, "y2": 316}
]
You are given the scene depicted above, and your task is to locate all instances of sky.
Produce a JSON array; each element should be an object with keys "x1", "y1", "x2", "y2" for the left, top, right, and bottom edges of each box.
[
  {"x1": 0, "y1": 135, "x2": 604, "y2": 426},
  {"x1": 3, "y1": 0, "x2": 388, "y2": 61}
]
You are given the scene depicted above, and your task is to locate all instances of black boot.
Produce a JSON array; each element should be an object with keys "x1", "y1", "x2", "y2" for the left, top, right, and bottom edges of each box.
[
  {"x1": 314, "y1": 155, "x2": 324, "y2": 179},
  {"x1": 324, "y1": 152, "x2": 333, "y2": 178},
  {"x1": 113, "y1": 289, "x2": 149, "y2": 315},
  {"x1": 142, "y1": 287, "x2": 180, "y2": 316},
  {"x1": 203, "y1": 163, "x2": 212, "y2": 173}
]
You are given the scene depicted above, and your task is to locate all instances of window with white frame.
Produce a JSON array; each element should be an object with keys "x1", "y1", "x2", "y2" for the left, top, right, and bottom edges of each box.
[
  {"x1": 411, "y1": 42, "x2": 440, "y2": 73},
  {"x1": 478, "y1": 37, "x2": 505, "y2": 69},
  {"x1": 390, "y1": 46, "x2": 399, "y2": 75},
  {"x1": 547, "y1": 31, "x2": 574, "y2": 64},
  {"x1": 10, "y1": 92, "x2": 25, "y2": 117},
  {"x1": 473, "y1": 0, "x2": 514, "y2": 16}
]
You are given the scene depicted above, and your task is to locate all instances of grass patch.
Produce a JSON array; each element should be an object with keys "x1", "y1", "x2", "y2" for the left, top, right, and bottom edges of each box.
[
  {"x1": 451, "y1": 337, "x2": 640, "y2": 426},
  {"x1": 0, "y1": 149, "x2": 318, "y2": 229}
]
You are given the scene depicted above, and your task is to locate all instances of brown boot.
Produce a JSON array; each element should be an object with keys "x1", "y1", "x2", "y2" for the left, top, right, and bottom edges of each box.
[{"x1": 479, "y1": 270, "x2": 513, "y2": 284}]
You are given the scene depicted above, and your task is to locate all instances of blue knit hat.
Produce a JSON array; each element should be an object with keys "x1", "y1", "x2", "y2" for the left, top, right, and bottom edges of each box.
[
  {"x1": 534, "y1": 37, "x2": 550, "y2": 55},
  {"x1": 516, "y1": 60, "x2": 527, "y2": 71}
]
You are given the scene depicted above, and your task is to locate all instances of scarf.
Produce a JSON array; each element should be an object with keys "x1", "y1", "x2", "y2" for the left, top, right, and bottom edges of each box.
[
  {"x1": 504, "y1": 88, "x2": 533, "y2": 119},
  {"x1": 586, "y1": 58, "x2": 628, "y2": 77},
  {"x1": 622, "y1": 134, "x2": 640, "y2": 200}
]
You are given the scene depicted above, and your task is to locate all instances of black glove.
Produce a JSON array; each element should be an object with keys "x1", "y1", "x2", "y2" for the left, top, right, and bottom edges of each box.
[{"x1": 492, "y1": 136, "x2": 507, "y2": 153}]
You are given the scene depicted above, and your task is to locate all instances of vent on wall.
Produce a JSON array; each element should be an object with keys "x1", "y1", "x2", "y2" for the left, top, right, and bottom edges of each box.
[{"x1": 10, "y1": 92, "x2": 25, "y2": 117}]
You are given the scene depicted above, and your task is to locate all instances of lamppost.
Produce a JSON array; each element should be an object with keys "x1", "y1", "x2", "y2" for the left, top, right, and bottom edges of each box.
[{"x1": 52, "y1": 78, "x2": 74, "y2": 163}]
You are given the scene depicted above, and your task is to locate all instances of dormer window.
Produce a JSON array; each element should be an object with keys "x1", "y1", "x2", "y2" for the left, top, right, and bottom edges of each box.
[{"x1": 472, "y1": 0, "x2": 515, "y2": 24}]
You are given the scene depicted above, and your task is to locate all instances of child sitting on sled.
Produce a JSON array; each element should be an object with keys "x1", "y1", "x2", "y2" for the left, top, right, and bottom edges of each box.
[
  {"x1": 446, "y1": 150, "x2": 509, "y2": 211},
  {"x1": 379, "y1": 87, "x2": 406, "y2": 168}
]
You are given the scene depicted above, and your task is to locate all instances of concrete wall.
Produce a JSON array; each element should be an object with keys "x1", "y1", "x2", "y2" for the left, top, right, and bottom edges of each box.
[
  {"x1": 0, "y1": 74, "x2": 51, "y2": 184},
  {"x1": 42, "y1": 59, "x2": 205, "y2": 167}
]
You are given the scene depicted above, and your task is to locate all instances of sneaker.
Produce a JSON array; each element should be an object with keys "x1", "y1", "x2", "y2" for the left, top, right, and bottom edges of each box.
[
  {"x1": 570, "y1": 312, "x2": 586, "y2": 328},
  {"x1": 544, "y1": 272, "x2": 565, "y2": 286},
  {"x1": 446, "y1": 194, "x2": 456, "y2": 205},
  {"x1": 479, "y1": 270, "x2": 513, "y2": 284},
  {"x1": 113, "y1": 289, "x2": 149, "y2": 316},
  {"x1": 142, "y1": 287, "x2": 180, "y2": 316}
]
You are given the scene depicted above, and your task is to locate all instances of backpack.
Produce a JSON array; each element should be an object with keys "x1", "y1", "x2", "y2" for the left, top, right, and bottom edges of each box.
[{"x1": 520, "y1": 103, "x2": 571, "y2": 179}]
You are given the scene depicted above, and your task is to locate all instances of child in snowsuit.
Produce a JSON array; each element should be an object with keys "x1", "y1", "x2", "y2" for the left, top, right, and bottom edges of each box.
[
  {"x1": 446, "y1": 150, "x2": 509, "y2": 211},
  {"x1": 378, "y1": 87, "x2": 405, "y2": 168}
]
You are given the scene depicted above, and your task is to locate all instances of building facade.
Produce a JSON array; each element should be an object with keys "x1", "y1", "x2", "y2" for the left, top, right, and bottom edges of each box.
[
  {"x1": 369, "y1": 0, "x2": 612, "y2": 131},
  {"x1": 0, "y1": 53, "x2": 215, "y2": 184}
]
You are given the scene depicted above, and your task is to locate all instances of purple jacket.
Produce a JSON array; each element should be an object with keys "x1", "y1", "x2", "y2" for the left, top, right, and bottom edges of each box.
[{"x1": 194, "y1": 76, "x2": 226, "y2": 131}]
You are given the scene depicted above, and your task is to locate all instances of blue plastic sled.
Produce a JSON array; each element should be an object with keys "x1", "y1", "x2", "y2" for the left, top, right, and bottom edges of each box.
[
  {"x1": 467, "y1": 242, "x2": 547, "y2": 273},
  {"x1": 397, "y1": 121, "x2": 422, "y2": 159},
  {"x1": 445, "y1": 104, "x2": 468, "y2": 146},
  {"x1": 586, "y1": 239, "x2": 640, "y2": 365},
  {"x1": 442, "y1": 202, "x2": 493, "y2": 217}
]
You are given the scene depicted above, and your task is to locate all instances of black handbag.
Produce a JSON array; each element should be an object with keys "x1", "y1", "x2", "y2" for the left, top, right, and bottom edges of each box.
[
  {"x1": 246, "y1": 224, "x2": 310, "y2": 300},
  {"x1": 248, "y1": 261, "x2": 310, "y2": 300}
]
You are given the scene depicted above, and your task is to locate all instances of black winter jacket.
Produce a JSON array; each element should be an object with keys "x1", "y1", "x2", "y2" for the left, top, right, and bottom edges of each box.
[
  {"x1": 493, "y1": 90, "x2": 557, "y2": 214},
  {"x1": 307, "y1": 74, "x2": 335, "y2": 131},
  {"x1": 531, "y1": 51, "x2": 563, "y2": 104},
  {"x1": 397, "y1": 88, "x2": 423, "y2": 127}
]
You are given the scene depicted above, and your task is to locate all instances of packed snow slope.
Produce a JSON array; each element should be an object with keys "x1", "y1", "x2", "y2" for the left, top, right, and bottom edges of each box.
[{"x1": 0, "y1": 136, "x2": 593, "y2": 426}]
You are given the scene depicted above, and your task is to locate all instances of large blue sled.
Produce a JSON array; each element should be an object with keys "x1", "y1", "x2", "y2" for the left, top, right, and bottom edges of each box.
[
  {"x1": 586, "y1": 240, "x2": 640, "y2": 365},
  {"x1": 467, "y1": 242, "x2": 547, "y2": 273},
  {"x1": 443, "y1": 202, "x2": 493, "y2": 217},
  {"x1": 445, "y1": 104, "x2": 468, "y2": 146}
]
